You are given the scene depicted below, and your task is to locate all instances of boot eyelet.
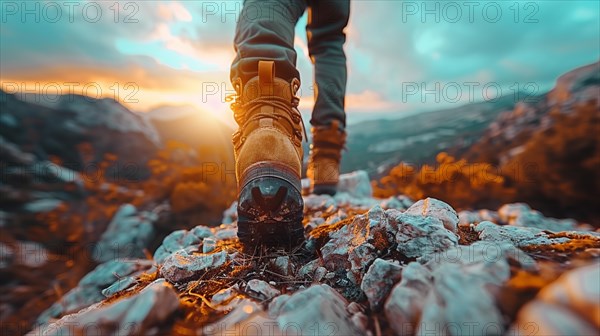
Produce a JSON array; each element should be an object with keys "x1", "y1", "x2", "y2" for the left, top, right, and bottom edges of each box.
[
  {"x1": 291, "y1": 78, "x2": 300, "y2": 94},
  {"x1": 234, "y1": 78, "x2": 242, "y2": 92}
]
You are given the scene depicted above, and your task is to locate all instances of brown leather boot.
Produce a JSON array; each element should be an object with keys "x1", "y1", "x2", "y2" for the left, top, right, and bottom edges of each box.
[
  {"x1": 230, "y1": 61, "x2": 306, "y2": 247},
  {"x1": 307, "y1": 120, "x2": 346, "y2": 195}
]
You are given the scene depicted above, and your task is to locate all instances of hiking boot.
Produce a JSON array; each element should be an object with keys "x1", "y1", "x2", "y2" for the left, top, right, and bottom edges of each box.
[
  {"x1": 307, "y1": 120, "x2": 346, "y2": 195},
  {"x1": 229, "y1": 61, "x2": 306, "y2": 247}
]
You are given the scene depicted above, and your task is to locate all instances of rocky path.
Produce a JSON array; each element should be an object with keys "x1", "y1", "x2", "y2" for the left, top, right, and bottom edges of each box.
[{"x1": 30, "y1": 172, "x2": 600, "y2": 336}]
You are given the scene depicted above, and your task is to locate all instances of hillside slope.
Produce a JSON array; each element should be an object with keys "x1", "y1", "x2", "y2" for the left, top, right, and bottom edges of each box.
[
  {"x1": 465, "y1": 61, "x2": 600, "y2": 165},
  {"x1": 344, "y1": 92, "x2": 539, "y2": 175},
  {"x1": 372, "y1": 62, "x2": 600, "y2": 225},
  {"x1": 465, "y1": 61, "x2": 600, "y2": 222}
]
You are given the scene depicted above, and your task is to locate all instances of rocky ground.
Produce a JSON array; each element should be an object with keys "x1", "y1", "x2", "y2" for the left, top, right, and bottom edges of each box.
[{"x1": 25, "y1": 172, "x2": 600, "y2": 336}]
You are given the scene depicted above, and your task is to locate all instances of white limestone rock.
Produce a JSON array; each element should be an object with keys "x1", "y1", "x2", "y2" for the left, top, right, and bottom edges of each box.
[
  {"x1": 361, "y1": 258, "x2": 403, "y2": 311},
  {"x1": 405, "y1": 198, "x2": 459, "y2": 233}
]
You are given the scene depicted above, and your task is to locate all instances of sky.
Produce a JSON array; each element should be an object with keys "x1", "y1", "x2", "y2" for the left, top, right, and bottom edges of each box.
[{"x1": 1, "y1": 0, "x2": 599, "y2": 126}]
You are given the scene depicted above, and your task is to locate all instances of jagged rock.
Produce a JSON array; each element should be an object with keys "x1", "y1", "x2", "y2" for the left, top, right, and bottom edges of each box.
[
  {"x1": 162, "y1": 229, "x2": 200, "y2": 249},
  {"x1": 425, "y1": 241, "x2": 516, "y2": 284},
  {"x1": 245, "y1": 279, "x2": 280, "y2": 301},
  {"x1": 303, "y1": 172, "x2": 412, "y2": 213},
  {"x1": 498, "y1": 203, "x2": 531, "y2": 224},
  {"x1": 37, "y1": 259, "x2": 153, "y2": 325},
  {"x1": 320, "y1": 204, "x2": 458, "y2": 285},
  {"x1": 334, "y1": 192, "x2": 379, "y2": 210},
  {"x1": 211, "y1": 285, "x2": 238, "y2": 305},
  {"x1": 321, "y1": 206, "x2": 393, "y2": 283},
  {"x1": 389, "y1": 209, "x2": 459, "y2": 260},
  {"x1": 418, "y1": 263, "x2": 505, "y2": 336},
  {"x1": 379, "y1": 195, "x2": 414, "y2": 211},
  {"x1": 458, "y1": 209, "x2": 499, "y2": 226},
  {"x1": 210, "y1": 285, "x2": 244, "y2": 312},
  {"x1": 324, "y1": 211, "x2": 347, "y2": 225},
  {"x1": 161, "y1": 249, "x2": 229, "y2": 283},
  {"x1": 405, "y1": 198, "x2": 459, "y2": 233},
  {"x1": 222, "y1": 201, "x2": 238, "y2": 224},
  {"x1": 191, "y1": 225, "x2": 216, "y2": 239},
  {"x1": 102, "y1": 277, "x2": 137, "y2": 298},
  {"x1": 93, "y1": 204, "x2": 156, "y2": 263},
  {"x1": 304, "y1": 194, "x2": 337, "y2": 213},
  {"x1": 302, "y1": 170, "x2": 372, "y2": 199},
  {"x1": 386, "y1": 242, "x2": 518, "y2": 335},
  {"x1": 313, "y1": 267, "x2": 327, "y2": 282},
  {"x1": 153, "y1": 225, "x2": 213, "y2": 264},
  {"x1": 214, "y1": 224, "x2": 237, "y2": 240},
  {"x1": 32, "y1": 279, "x2": 178, "y2": 336},
  {"x1": 269, "y1": 284, "x2": 360, "y2": 335},
  {"x1": 474, "y1": 221, "x2": 585, "y2": 249},
  {"x1": 461, "y1": 203, "x2": 582, "y2": 232},
  {"x1": 202, "y1": 237, "x2": 217, "y2": 254},
  {"x1": 305, "y1": 216, "x2": 326, "y2": 233},
  {"x1": 513, "y1": 263, "x2": 600, "y2": 335},
  {"x1": 347, "y1": 243, "x2": 378, "y2": 284},
  {"x1": 361, "y1": 258, "x2": 403, "y2": 311},
  {"x1": 384, "y1": 262, "x2": 433, "y2": 335},
  {"x1": 269, "y1": 256, "x2": 293, "y2": 277},
  {"x1": 499, "y1": 203, "x2": 577, "y2": 231},
  {"x1": 337, "y1": 170, "x2": 373, "y2": 198}
]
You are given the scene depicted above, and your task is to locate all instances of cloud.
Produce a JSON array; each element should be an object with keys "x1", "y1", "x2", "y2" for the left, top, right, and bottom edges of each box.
[
  {"x1": 1, "y1": 0, "x2": 598, "y2": 123},
  {"x1": 157, "y1": 2, "x2": 192, "y2": 22},
  {"x1": 345, "y1": 90, "x2": 400, "y2": 112}
]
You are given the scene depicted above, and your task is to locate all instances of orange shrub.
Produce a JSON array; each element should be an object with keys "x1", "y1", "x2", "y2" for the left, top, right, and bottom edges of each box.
[
  {"x1": 143, "y1": 140, "x2": 236, "y2": 219},
  {"x1": 373, "y1": 152, "x2": 516, "y2": 210}
]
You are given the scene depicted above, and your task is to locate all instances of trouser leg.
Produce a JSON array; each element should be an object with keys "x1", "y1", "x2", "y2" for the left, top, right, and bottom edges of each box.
[
  {"x1": 230, "y1": 0, "x2": 307, "y2": 84},
  {"x1": 306, "y1": 0, "x2": 350, "y2": 128}
]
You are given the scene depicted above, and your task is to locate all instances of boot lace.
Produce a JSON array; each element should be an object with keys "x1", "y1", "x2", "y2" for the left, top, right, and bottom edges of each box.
[{"x1": 226, "y1": 93, "x2": 308, "y2": 142}]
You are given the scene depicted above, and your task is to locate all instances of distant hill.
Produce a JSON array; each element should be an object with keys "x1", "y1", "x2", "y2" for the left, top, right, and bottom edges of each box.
[
  {"x1": 0, "y1": 90, "x2": 159, "y2": 179},
  {"x1": 465, "y1": 61, "x2": 600, "y2": 165},
  {"x1": 343, "y1": 92, "x2": 541, "y2": 176},
  {"x1": 464, "y1": 61, "x2": 600, "y2": 222},
  {"x1": 372, "y1": 61, "x2": 600, "y2": 225}
]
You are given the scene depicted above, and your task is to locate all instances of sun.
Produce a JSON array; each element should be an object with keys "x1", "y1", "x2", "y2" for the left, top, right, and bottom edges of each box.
[{"x1": 125, "y1": 87, "x2": 235, "y2": 128}]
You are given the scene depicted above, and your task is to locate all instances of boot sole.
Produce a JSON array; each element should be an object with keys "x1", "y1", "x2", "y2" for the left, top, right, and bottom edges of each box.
[{"x1": 237, "y1": 162, "x2": 304, "y2": 248}]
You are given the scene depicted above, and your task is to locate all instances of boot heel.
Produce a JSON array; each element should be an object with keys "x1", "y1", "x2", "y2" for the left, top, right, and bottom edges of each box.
[{"x1": 237, "y1": 162, "x2": 304, "y2": 247}]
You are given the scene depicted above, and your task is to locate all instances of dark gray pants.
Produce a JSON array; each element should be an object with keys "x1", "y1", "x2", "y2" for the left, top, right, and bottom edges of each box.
[{"x1": 231, "y1": 0, "x2": 350, "y2": 128}]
